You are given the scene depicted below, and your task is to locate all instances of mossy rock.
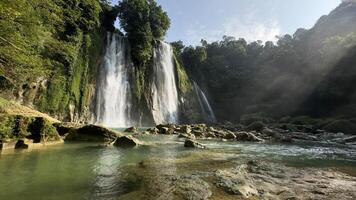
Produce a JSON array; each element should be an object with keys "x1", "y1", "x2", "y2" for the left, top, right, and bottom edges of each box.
[
  {"x1": 323, "y1": 120, "x2": 356, "y2": 135},
  {"x1": 0, "y1": 115, "x2": 61, "y2": 142},
  {"x1": 28, "y1": 117, "x2": 61, "y2": 143},
  {"x1": 246, "y1": 121, "x2": 266, "y2": 132}
]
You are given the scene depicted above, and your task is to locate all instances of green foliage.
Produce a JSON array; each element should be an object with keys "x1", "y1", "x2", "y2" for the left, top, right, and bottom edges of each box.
[
  {"x1": 0, "y1": 0, "x2": 111, "y2": 119},
  {"x1": 174, "y1": 54, "x2": 191, "y2": 94},
  {"x1": 148, "y1": 0, "x2": 170, "y2": 39},
  {"x1": 117, "y1": 0, "x2": 170, "y2": 66},
  {"x1": 0, "y1": 115, "x2": 16, "y2": 139}
]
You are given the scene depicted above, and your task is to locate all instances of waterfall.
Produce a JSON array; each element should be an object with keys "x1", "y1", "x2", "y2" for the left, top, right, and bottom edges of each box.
[
  {"x1": 95, "y1": 33, "x2": 133, "y2": 127},
  {"x1": 151, "y1": 41, "x2": 179, "y2": 124},
  {"x1": 193, "y1": 82, "x2": 217, "y2": 123}
]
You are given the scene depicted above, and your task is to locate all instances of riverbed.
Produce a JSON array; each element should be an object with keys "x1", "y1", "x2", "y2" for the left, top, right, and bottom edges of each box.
[{"x1": 0, "y1": 134, "x2": 355, "y2": 200}]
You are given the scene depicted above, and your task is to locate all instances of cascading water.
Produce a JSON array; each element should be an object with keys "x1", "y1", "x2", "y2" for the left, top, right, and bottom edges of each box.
[
  {"x1": 95, "y1": 33, "x2": 133, "y2": 127},
  {"x1": 193, "y1": 81, "x2": 217, "y2": 123},
  {"x1": 151, "y1": 41, "x2": 179, "y2": 124}
]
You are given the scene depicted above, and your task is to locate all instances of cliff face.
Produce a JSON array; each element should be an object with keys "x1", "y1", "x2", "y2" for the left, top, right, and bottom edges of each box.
[
  {"x1": 0, "y1": 1, "x2": 198, "y2": 125},
  {"x1": 0, "y1": 0, "x2": 116, "y2": 122}
]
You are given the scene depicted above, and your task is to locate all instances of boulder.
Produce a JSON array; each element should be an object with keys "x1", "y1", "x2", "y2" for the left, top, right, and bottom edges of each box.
[
  {"x1": 147, "y1": 127, "x2": 159, "y2": 134},
  {"x1": 15, "y1": 139, "x2": 29, "y2": 149},
  {"x1": 246, "y1": 121, "x2": 265, "y2": 132},
  {"x1": 114, "y1": 135, "x2": 141, "y2": 148},
  {"x1": 124, "y1": 126, "x2": 138, "y2": 133},
  {"x1": 236, "y1": 132, "x2": 264, "y2": 142},
  {"x1": 178, "y1": 133, "x2": 195, "y2": 140},
  {"x1": 181, "y1": 125, "x2": 192, "y2": 134},
  {"x1": 261, "y1": 128, "x2": 275, "y2": 136},
  {"x1": 184, "y1": 139, "x2": 206, "y2": 149},
  {"x1": 205, "y1": 132, "x2": 216, "y2": 138},
  {"x1": 28, "y1": 117, "x2": 61, "y2": 143},
  {"x1": 344, "y1": 135, "x2": 356, "y2": 143},
  {"x1": 53, "y1": 123, "x2": 80, "y2": 136},
  {"x1": 223, "y1": 131, "x2": 237, "y2": 140},
  {"x1": 156, "y1": 124, "x2": 174, "y2": 135},
  {"x1": 192, "y1": 130, "x2": 204, "y2": 137},
  {"x1": 64, "y1": 124, "x2": 119, "y2": 142}
]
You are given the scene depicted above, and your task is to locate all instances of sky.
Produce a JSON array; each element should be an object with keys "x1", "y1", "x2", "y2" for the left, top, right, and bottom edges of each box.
[{"x1": 112, "y1": 0, "x2": 341, "y2": 45}]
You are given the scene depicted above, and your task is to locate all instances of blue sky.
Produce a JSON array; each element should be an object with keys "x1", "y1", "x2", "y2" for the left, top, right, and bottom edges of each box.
[{"x1": 112, "y1": 0, "x2": 341, "y2": 45}]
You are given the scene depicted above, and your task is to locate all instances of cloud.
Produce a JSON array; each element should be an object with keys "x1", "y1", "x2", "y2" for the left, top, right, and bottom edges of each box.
[
  {"x1": 222, "y1": 17, "x2": 281, "y2": 43},
  {"x1": 184, "y1": 11, "x2": 281, "y2": 45}
]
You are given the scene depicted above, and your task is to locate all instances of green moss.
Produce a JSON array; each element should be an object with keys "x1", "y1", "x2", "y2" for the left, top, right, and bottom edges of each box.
[
  {"x1": 0, "y1": 0, "x2": 110, "y2": 120},
  {"x1": 0, "y1": 114, "x2": 16, "y2": 140},
  {"x1": 174, "y1": 54, "x2": 192, "y2": 95},
  {"x1": 28, "y1": 117, "x2": 60, "y2": 142}
]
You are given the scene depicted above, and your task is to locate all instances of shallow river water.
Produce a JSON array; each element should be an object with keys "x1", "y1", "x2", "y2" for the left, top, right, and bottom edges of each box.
[{"x1": 0, "y1": 134, "x2": 355, "y2": 200}]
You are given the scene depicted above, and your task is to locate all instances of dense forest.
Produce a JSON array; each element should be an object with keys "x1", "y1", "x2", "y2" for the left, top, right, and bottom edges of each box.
[{"x1": 174, "y1": 1, "x2": 356, "y2": 131}]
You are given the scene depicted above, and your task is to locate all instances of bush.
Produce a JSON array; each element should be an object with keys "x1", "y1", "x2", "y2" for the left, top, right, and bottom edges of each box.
[{"x1": 0, "y1": 115, "x2": 16, "y2": 139}]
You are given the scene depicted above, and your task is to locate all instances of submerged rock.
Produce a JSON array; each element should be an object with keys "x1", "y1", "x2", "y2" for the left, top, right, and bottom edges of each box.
[
  {"x1": 215, "y1": 165, "x2": 258, "y2": 198},
  {"x1": 64, "y1": 124, "x2": 119, "y2": 142},
  {"x1": 184, "y1": 139, "x2": 206, "y2": 148},
  {"x1": 114, "y1": 135, "x2": 141, "y2": 148},
  {"x1": 142, "y1": 175, "x2": 212, "y2": 200}
]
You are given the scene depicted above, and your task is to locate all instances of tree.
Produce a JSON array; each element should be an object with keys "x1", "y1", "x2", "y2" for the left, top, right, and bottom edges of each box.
[
  {"x1": 117, "y1": 0, "x2": 170, "y2": 66},
  {"x1": 148, "y1": 0, "x2": 170, "y2": 39}
]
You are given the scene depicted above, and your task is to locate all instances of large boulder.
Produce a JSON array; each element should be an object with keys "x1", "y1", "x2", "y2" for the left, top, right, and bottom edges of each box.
[
  {"x1": 64, "y1": 124, "x2": 119, "y2": 142},
  {"x1": 28, "y1": 117, "x2": 61, "y2": 143},
  {"x1": 184, "y1": 139, "x2": 206, "y2": 149},
  {"x1": 113, "y1": 135, "x2": 141, "y2": 148},
  {"x1": 53, "y1": 123, "x2": 79, "y2": 136}
]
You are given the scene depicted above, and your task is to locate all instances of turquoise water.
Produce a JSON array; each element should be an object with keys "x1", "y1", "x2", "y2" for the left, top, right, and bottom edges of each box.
[{"x1": 0, "y1": 135, "x2": 355, "y2": 200}]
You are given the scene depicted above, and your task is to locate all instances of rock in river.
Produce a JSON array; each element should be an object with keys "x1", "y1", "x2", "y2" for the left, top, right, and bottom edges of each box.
[
  {"x1": 64, "y1": 124, "x2": 119, "y2": 143},
  {"x1": 114, "y1": 135, "x2": 141, "y2": 148},
  {"x1": 184, "y1": 139, "x2": 206, "y2": 149}
]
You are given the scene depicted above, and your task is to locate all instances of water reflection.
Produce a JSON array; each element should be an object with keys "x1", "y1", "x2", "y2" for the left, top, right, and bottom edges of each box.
[{"x1": 91, "y1": 147, "x2": 122, "y2": 200}]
